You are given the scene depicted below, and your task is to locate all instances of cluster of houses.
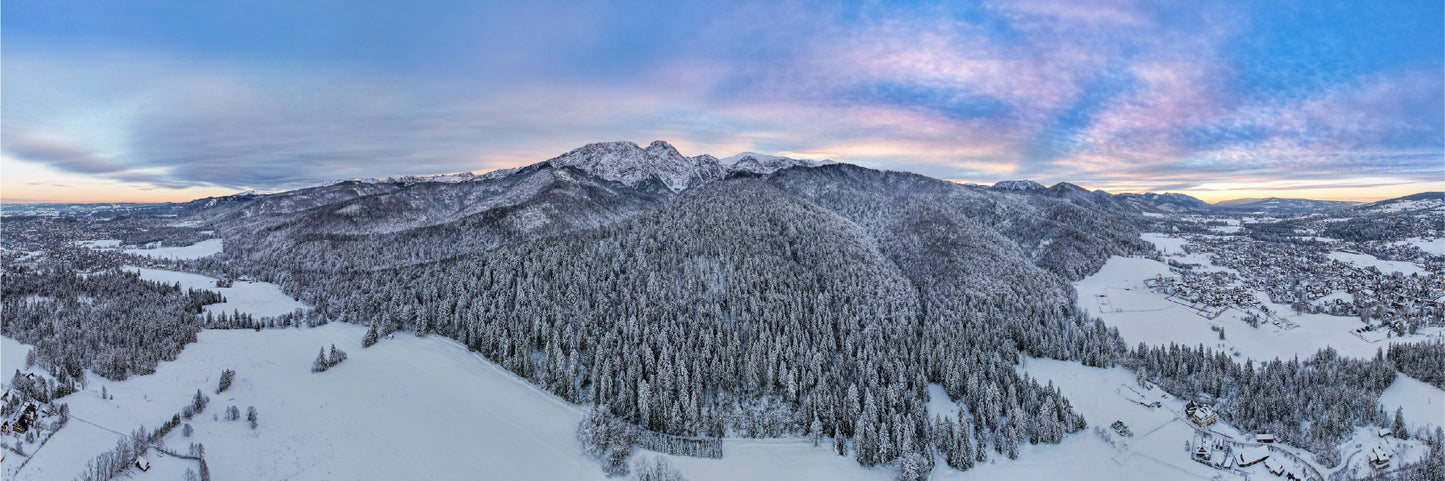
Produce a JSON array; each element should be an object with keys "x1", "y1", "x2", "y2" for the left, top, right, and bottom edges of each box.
[
  {"x1": 1164, "y1": 235, "x2": 1444, "y2": 330},
  {"x1": 1188, "y1": 426, "x2": 1401, "y2": 480},
  {"x1": 1216, "y1": 443, "x2": 1311, "y2": 480},
  {"x1": 1147, "y1": 272, "x2": 1259, "y2": 314}
]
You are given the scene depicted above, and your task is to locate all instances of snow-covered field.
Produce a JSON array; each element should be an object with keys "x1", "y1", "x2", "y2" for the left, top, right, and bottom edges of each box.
[
  {"x1": 5, "y1": 325, "x2": 908, "y2": 481},
  {"x1": 1379, "y1": 373, "x2": 1445, "y2": 431},
  {"x1": 1075, "y1": 256, "x2": 1440, "y2": 361},
  {"x1": 77, "y1": 239, "x2": 122, "y2": 249},
  {"x1": 1, "y1": 336, "x2": 29, "y2": 377},
  {"x1": 1141, "y1": 233, "x2": 1188, "y2": 256},
  {"x1": 1327, "y1": 251, "x2": 1426, "y2": 276},
  {"x1": 1399, "y1": 237, "x2": 1444, "y2": 256},
  {"x1": 126, "y1": 266, "x2": 308, "y2": 318},
  {"x1": 7, "y1": 324, "x2": 609, "y2": 481},
  {"x1": 81, "y1": 238, "x2": 224, "y2": 260}
]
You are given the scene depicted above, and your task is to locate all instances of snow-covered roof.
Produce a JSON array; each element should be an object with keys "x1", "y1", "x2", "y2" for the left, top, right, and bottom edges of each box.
[{"x1": 1235, "y1": 448, "x2": 1269, "y2": 464}]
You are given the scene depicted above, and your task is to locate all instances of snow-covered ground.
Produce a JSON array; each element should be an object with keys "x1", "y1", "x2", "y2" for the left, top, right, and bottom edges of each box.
[
  {"x1": 7, "y1": 324, "x2": 911, "y2": 481},
  {"x1": 77, "y1": 239, "x2": 122, "y2": 249},
  {"x1": 1399, "y1": 237, "x2": 1444, "y2": 256},
  {"x1": 1141, "y1": 233, "x2": 1188, "y2": 256},
  {"x1": 1075, "y1": 256, "x2": 1440, "y2": 361},
  {"x1": 1379, "y1": 373, "x2": 1445, "y2": 431},
  {"x1": 943, "y1": 359, "x2": 1215, "y2": 480},
  {"x1": 126, "y1": 266, "x2": 307, "y2": 318},
  {"x1": 1, "y1": 336, "x2": 30, "y2": 377},
  {"x1": 657, "y1": 439, "x2": 892, "y2": 481},
  {"x1": 1327, "y1": 251, "x2": 1426, "y2": 276},
  {"x1": 8, "y1": 324, "x2": 609, "y2": 481},
  {"x1": 1333, "y1": 426, "x2": 1431, "y2": 480},
  {"x1": 930, "y1": 359, "x2": 1266, "y2": 480},
  {"x1": 81, "y1": 238, "x2": 224, "y2": 260},
  {"x1": 127, "y1": 238, "x2": 224, "y2": 260}
]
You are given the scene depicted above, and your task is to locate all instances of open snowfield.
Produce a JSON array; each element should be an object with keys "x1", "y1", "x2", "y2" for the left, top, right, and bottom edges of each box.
[
  {"x1": 1142, "y1": 233, "x2": 1237, "y2": 273},
  {"x1": 656, "y1": 439, "x2": 892, "y2": 481},
  {"x1": 126, "y1": 266, "x2": 308, "y2": 318},
  {"x1": 1141, "y1": 233, "x2": 1189, "y2": 256},
  {"x1": 127, "y1": 238, "x2": 223, "y2": 260},
  {"x1": 81, "y1": 238, "x2": 224, "y2": 260},
  {"x1": 1400, "y1": 237, "x2": 1444, "y2": 256},
  {"x1": 1076, "y1": 256, "x2": 1441, "y2": 361},
  {"x1": 1379, "y1": 373, "x2": 1445, "y2": 431},
  {"x1": 1328, "y1": 251, "x2": 1426, "y2": 276},
  {"x1": 7, "y1": 324, "x2": 609, "y2": 481},
  {"x1": 77, "y1": 239, "x2": 122, "y2": 249},
  {"x1": 2, "y1": 336, "x2": 30, "y2": 377},
  {"x1": 7, "y1": 325, "x2": 921, "y2": 481}
]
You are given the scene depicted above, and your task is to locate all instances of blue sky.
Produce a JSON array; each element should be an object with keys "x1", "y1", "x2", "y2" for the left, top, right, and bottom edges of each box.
[{"x1": 3, "y1": 0, "x2": 1441, "y2": 202}]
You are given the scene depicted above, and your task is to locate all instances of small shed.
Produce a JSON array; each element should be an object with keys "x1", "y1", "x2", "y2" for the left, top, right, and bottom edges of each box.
[
  {"x1": 1256, "y1": 433, "x2": 1276, "y2": 443},
  {"x1": 1377, "y1": 428, "x2": 1392, "y2": 438},
  {"x1": 135, "y1": 456, "x2": 151, "y2": 471}
]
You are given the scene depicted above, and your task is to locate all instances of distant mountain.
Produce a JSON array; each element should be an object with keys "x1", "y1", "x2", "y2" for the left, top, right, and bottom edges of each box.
[
  {"x1": 1322, "y1": 192, "x2": 1444, "y2": 241},
  {"x1": 1212, "y1": 197, "x2": 1361, "y2": 213},
  {"x1": 991, "y1": 180, "x2": 1047, "y2": 191},
  {"x1": 1360, "y1": 191, "x2": 1445, "y2": 210},
  {"x1": 721, "y1": 152, "x2": 833, "y2": 175},
  {"x1": 547, "y1": 140, "x2": 725, "y2": 193},
  {"x1": 986, "y1": 180, "x2": 1209, "y2": 213},
  {"x1": 983, "y1": 180, "x2": 1369, "y2": 214}
]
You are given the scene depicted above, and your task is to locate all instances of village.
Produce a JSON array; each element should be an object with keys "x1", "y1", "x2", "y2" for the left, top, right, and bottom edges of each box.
[{"x1": 1142, "y1": 232, "x2": 1444, "y2": 340}]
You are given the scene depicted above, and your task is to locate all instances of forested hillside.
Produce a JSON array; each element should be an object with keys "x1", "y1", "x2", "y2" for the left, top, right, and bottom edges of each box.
[{"x1": 186, "y1": 156, "x2": 1146, "y2": 472}]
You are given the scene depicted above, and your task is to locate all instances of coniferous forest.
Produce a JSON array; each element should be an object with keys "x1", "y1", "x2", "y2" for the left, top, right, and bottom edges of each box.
[{"x1": 1, "y1": 154, "x2": 1440, "y2": 478}]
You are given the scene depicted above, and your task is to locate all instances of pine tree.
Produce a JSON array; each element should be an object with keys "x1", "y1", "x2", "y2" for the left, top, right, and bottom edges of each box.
[
  {"x1": 217, "y1": 369, "x2": 235, "y2": 394},
  {"x1": 328, "y1": 345, "x2": 347, "y2": 366},
  {"x1": 1394, "y1": 407, "x2": 1409, "y2": 440},
  {"x1": 898, "y1": 452, "x2": 930, "y2": 481},
  {"x1": 312, "y1": 348, "x2": 329, "y2": 373}
]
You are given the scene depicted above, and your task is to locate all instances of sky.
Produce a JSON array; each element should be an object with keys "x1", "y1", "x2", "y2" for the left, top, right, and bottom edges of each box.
[{"x1": 2, "y1": 0, "x2": 1441, "y2": 203}]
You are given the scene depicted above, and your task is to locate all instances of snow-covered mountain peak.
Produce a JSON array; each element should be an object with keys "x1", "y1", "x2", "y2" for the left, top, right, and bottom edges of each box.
[
  {"x1": 721, "y1": 152, "x2": 834, "y2": 175},
  {"x1": 546, "y1": 140, "x2": 724, "y2": 192},
  {"x1": 992, "y1": 180, "x2": 1047, "y2": 191}
]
